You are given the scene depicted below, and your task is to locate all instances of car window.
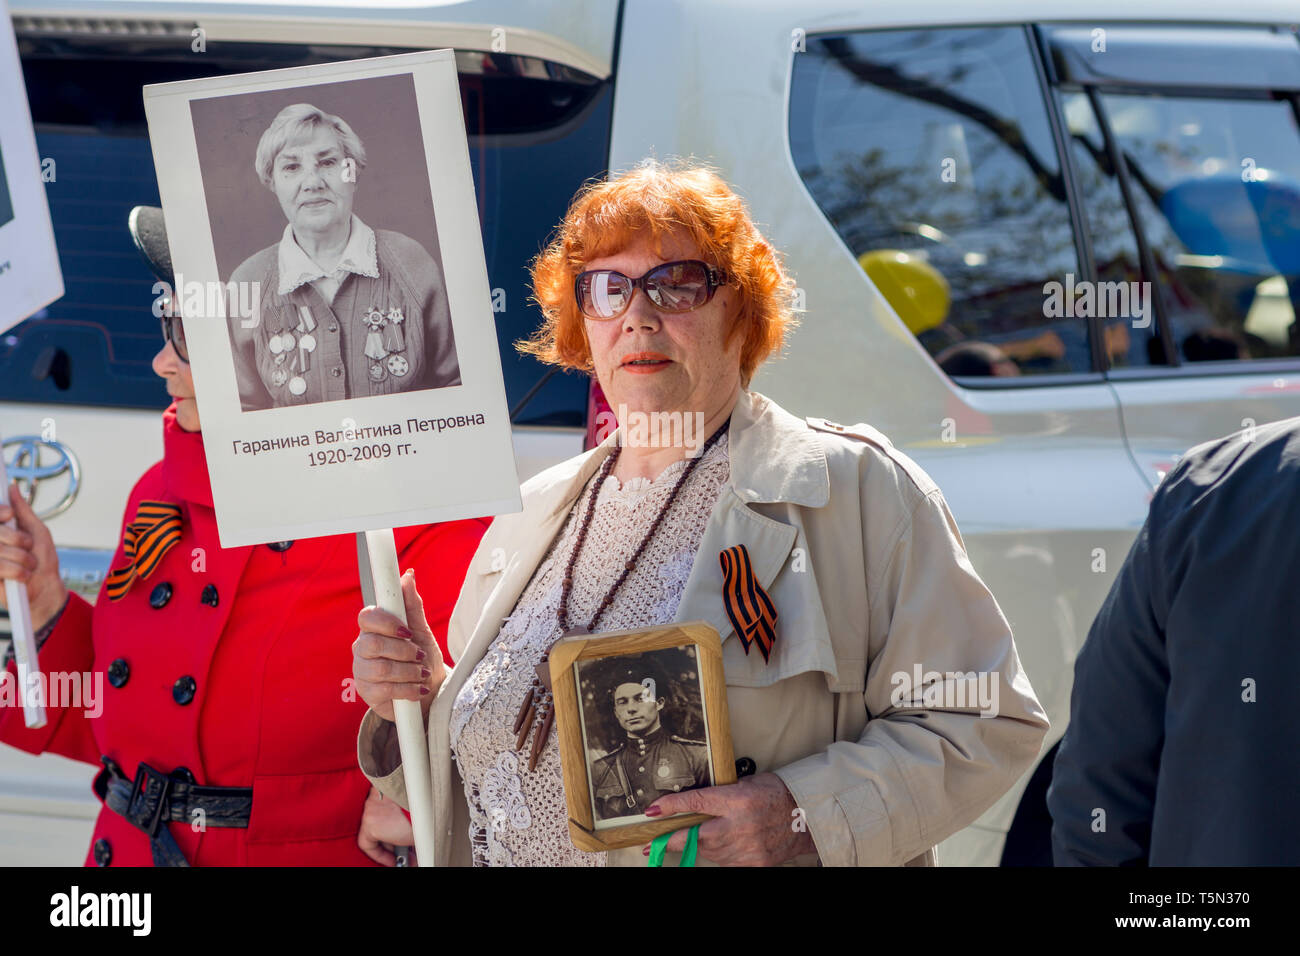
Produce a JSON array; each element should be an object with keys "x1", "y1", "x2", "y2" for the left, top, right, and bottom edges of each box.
[
  {"x1": 1099, "y1": 92, "x2": 1300, "y2": 364},
  {"x1": 790, "y1": 27, "x2": 1090, "y2": 379},
  {"x1": 2, "y1": 38, "x2": 609, "y2": 425},
  {"x1": 1060, "y1": 91, "x2": 1165, "y2": 369}
]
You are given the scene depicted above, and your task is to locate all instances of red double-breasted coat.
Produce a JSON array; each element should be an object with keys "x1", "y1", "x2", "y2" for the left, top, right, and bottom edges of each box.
[{"x1": 0, "y1": 404, "x2": 487, "y2": 866}]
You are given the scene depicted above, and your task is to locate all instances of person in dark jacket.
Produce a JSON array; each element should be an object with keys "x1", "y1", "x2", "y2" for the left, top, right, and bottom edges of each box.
[{"x1": 1048, "y1": 416, "x2": 1300, "y2": 866}]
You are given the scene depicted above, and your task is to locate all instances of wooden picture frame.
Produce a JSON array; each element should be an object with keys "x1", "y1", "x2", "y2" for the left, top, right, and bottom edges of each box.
[{"x1": 549, "y1": 621, "x2": 736, "y2": 852}]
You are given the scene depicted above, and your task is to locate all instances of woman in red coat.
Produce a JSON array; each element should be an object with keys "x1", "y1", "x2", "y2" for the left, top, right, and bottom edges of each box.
[{"x1": 0, "y1": 207, "x2": 486, "y2": 866}]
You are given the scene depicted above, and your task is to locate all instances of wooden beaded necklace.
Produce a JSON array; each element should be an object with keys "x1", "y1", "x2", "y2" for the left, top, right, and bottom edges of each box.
[{"x1": 513, "y1": 420, "x2": 730, "y2": 771}]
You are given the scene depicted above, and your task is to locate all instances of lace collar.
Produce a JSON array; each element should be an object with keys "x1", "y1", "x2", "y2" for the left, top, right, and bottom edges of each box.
[{"x1": 600, "y1": 433, "x2": 730, "y2": 498}]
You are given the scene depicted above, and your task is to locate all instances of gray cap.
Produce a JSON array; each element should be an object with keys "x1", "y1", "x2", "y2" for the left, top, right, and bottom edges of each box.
[{"x1": 127, "y1": 205, "x2": 173, "y2": 285}]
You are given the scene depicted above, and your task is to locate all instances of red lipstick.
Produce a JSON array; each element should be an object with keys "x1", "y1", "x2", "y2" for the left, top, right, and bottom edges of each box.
[{"x1": 619, "y1": 351, "x2": 672, "y2": 374}]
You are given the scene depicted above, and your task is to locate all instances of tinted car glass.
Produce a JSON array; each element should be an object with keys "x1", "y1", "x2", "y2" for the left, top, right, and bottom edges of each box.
[
  {"x1": 1060, "y1": 91, "x2": 1164, "y2": 369},
  {"x1": 790, "y1": 27, "x2": 1090, "y2": 379},
  {"x1": 1100, "y1": 92, "x2": 1300, "y2": 364},
  {"x1": 2, "y1": 37, "x2": 609, "y2": 425}
]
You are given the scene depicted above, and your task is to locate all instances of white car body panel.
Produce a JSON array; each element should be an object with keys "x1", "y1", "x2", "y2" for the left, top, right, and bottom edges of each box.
[{"x1": 13, "y1": 0, "x2": 619, "y2": 78}]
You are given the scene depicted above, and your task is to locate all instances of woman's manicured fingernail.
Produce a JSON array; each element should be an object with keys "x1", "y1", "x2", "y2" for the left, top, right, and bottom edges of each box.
[
  {"x1": 396, "y1": 625, "x2": 413, "y2": 638},
  {"x1": 415, "y1": 649, "x2": 426, "y2": 661},
  {"x1": 642, "y1": 845, "x2": 650, "y2": 856},
  {"x1": 420, "y1": 667, "x2": 431, "y2": 678},
  {"x1": 645, "y1": 805, "x2": 662, "y2": 817},
  {"x1": 419, "y1": 686, "x2": 430, "y2": 696}
]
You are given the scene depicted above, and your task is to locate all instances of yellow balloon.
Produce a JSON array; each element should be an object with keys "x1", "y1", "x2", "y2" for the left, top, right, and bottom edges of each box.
[{"x1": 858, "y1": 250, "x2": 951, "y2": 335}]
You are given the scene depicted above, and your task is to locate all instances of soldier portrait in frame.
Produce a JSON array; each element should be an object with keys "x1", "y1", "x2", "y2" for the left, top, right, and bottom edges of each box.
[
  {"x1": 580, "y1": 648, "x2": 713, "y2": 824},
  {"x1": 548, "y1": 621, "x2": 735, "y2": 852}
]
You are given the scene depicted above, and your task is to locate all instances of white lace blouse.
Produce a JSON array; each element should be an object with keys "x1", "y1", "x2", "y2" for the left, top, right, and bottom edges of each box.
[{"x1": 448, "y1": 435, "x2": 730, "y2": 867}]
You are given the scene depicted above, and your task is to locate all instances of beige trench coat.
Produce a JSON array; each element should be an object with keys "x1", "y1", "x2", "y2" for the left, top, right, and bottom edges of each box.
[{"x1": 358, "y1": 389, "x2": 1050, "y2": 866}]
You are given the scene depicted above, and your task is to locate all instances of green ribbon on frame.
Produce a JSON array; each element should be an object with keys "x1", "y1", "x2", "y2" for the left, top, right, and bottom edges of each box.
[{"x1": 647, "y1": 824, "x2": 700, "y2": 867}]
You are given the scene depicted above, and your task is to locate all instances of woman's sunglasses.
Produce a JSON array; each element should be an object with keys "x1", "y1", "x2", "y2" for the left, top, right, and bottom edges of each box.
[
  {"x1": 574, "y1": 259, "x2": 729, "y2": 320},
  {"x1": 159, "y1": 296, "x2": 189, "y2": 363}
]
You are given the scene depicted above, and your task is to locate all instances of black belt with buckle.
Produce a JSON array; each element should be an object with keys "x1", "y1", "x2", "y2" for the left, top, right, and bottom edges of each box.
[{"x1": 93, "y1": 757, "x2": 253, "y2": 867}]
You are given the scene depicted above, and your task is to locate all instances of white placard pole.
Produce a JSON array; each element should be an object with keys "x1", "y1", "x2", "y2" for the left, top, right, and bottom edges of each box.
[
  {"x1": 0, "y1": 441, "x2": 47, "y2": 729},
  {"x1": 358, "y1": 528, "x2": 434, "y2": 866}
]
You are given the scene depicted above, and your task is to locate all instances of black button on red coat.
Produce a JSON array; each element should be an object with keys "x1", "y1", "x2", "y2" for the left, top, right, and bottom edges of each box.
[
  {"x1": 149, "y1": 582, "x2": 173, "y2": 609},
  {"x1": 173, "y1": 676, "x2": 197, "y2": 706},
  {"x1": 200, "y1": 584, "x2": 219, "y2": 607},
  {"x1": 266, "y1": 541, "x2": 294, "y2": 553},
  {"x1": 107, "y1": 659, "x2": 130, "y2": 689},
  {"x1": 93, "y1": 838, "x2": 112, "y2": 866}
]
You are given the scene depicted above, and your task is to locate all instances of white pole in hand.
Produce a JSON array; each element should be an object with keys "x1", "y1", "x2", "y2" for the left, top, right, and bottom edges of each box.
[
  {"x1": 361, "y1": 528, "x2": 435, "y2": 866},
  {"x1": 0, "y1": 440, "x2": 47, "y2": 729}
]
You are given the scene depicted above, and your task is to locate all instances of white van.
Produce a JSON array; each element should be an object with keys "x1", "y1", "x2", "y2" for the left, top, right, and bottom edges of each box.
[{"x1": 3, "y1": 0, "x2": 1298, "y2": 866}]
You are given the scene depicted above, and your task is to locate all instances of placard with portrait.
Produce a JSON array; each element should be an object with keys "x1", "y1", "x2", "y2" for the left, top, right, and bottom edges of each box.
[{"x1": 143, "y1": 51, "x2": 518, "y2": 546}]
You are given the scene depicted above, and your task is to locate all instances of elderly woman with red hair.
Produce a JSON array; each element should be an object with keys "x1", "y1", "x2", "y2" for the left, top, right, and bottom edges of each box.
[{"x1": 352, "y1": 160, "x2": 1049, "y2": 867}]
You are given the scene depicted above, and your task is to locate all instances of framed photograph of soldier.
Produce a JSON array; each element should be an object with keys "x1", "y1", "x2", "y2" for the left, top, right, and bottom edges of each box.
[
  {"x1": 142, "y1": 51, "x2": 520, "y2": 547},
  {"x1": 0, "y1": 0, "x2": 64, "y2": 335},
  {"x1": 547, "y1": 621, "x2": 736, "y2": 852}
]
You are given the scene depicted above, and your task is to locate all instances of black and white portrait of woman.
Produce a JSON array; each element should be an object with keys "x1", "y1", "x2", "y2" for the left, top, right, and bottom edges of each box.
[
  {"x1": 146, "y1": 55, "x2": 521, "y2": 548},
  {"x1": 222, "y1": 101, "x2": 461, "y2": 411}
]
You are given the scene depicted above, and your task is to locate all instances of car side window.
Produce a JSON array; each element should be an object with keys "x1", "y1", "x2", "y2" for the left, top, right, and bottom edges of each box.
[
  {"x1": 1060, "y1": 91, "x2": 1163, "y2": 369},
  {"x1": 790, "y1": 27, "x2": 1090, "y2": 379},
  {"x1": 1099, "y1": 93, "x2": 1300, "y2": 364}
]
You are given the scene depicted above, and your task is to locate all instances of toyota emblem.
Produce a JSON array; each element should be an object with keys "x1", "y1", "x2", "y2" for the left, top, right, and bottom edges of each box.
[{"x1": 2, "y1": 436, "x2": 81, "y2": 519}]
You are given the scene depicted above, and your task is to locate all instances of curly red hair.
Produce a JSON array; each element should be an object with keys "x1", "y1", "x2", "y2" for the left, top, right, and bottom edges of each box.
[{"x1": 520, "y1": 160, "x2": 797, "y2": 385}]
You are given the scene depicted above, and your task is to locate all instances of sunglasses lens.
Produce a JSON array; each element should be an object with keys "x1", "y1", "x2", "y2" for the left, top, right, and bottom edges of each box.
[
  {"x1": 162, "y1": 306, "x2": 189, "y2": 362},
  {"x1": 579, "y1": 271, "x2": 632, "y2": 318},
  {"x1": 646, "y1": 261, "x2": 710, "y2": 312},
  {"x1": 174, "y1": 319, "x2": 189, "y2": 362}
]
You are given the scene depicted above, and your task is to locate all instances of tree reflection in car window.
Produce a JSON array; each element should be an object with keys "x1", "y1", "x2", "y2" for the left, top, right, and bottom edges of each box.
[
  {"x1": 790, "y1": 27, "x2": 1091, "y2": 377},
  {"x1": 1060, "y1": 92, "x2": 1162, "y2": 370},
  {"x1": 1101, "y1": 93, "x2": 1300, "y2": 363}
]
